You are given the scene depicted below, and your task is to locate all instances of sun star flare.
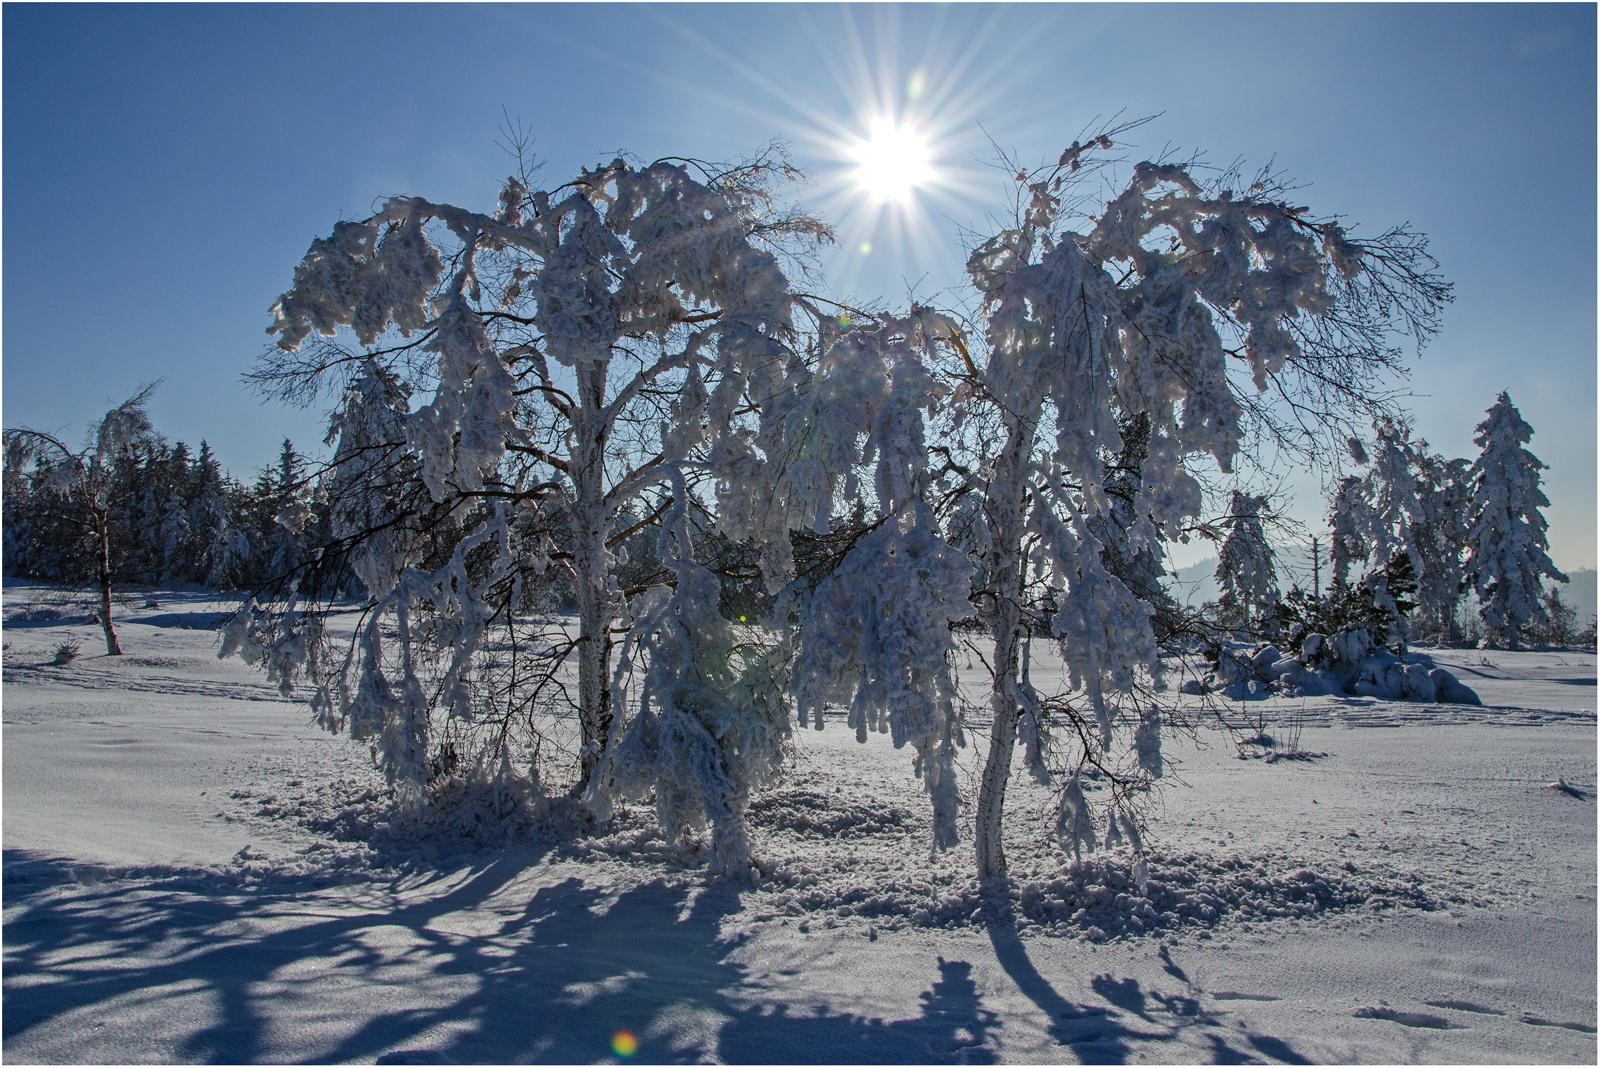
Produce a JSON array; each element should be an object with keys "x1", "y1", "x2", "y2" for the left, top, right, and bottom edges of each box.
[{"x1": 850, "y1": 116, "x2": 934, "y2": 205}]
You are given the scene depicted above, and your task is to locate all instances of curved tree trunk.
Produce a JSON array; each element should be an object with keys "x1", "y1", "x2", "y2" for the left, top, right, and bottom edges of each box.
[{"x1": 973, "y1": 418, "x2": 1034, "y2": 881}]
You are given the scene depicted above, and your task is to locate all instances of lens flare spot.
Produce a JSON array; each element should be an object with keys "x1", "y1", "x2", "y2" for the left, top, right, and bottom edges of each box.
[
  {"x1": 611, "y1": 1031, "x2": 638, "y2": 1058},
  {"x1": 859, "y1": 241, "x2": 873, "y2": 255},
  {"x1": 906, "y1": 68, "x2": 928, "y2": 100},
  {"x1": 850, "y1": 117, "x2": 934, "y2": 205}
]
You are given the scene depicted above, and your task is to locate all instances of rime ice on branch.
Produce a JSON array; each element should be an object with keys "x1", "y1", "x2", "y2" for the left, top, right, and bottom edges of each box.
[
  {"x1": 243, "y1": 153, "x2": 831, "y2": 835},
  {"x1": 916, "y1": 136, "x2": 1450, "y2": 879}
]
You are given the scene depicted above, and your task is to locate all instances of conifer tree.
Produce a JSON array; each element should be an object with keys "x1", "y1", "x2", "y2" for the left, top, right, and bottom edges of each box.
[
  {"x1": 1328, "y1": 475, "x2": 1371, "y2": 587},
  {"x1": 1364, "y1": 417, "x2": 1420, "y2": 575},
  {"x1": 1215, "y1": 491, "x2": 1279, "y2": 634},
  {"x1": 1409, "y1": 450, "x2": 1471, "y2": 642},
  {"x1": 1465, "y1": 392, "x2": 1566, "y2": 648}
]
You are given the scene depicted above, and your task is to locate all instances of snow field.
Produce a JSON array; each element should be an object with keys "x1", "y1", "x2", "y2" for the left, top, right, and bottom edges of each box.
[{"x1": 4, "y1": 585, "x2": 1595, "y2": 1063}]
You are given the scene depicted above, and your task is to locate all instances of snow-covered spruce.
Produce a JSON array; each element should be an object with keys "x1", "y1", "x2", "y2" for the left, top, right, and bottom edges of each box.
[
  {"x1": 1362, "y1": 417, "x2": 1421, "y2": 578},
  {"x1": 1328, "y1": 475, "x2": 1371, "y2": 588},
  {"x1": 1408, "y1": 448, "x2": 1473, "y2": 642},
  {"x1": 1465, "y1": 392, "x2": 1567, "y2": 649},
  {"x1": 1214, "y1": 490, "x2": 1279, "y2": 635},
  {"x1": 585, "y1": 469, "x2": 792, "y2": 875}
]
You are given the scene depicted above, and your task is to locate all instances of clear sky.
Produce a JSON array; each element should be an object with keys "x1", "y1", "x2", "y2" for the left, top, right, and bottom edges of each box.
[{"x1": 5, "y1": 3, "x2": 1594, "y2": 570}]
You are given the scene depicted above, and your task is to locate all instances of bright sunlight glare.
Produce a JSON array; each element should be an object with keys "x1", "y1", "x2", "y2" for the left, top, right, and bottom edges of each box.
[{"x1": 850, "y1": 117, "x2": 934, "y2": 205}]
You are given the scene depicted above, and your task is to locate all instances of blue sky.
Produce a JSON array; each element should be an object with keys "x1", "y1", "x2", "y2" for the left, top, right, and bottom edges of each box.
[{"x1": 5, "y1": 3, "x2": 1594, "y2": 570}]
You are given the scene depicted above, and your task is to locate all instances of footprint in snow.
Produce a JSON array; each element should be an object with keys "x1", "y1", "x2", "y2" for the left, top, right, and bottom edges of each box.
[
  {"x1": 1425, "y1": 999, "x2": 1502, "y2": 1016},
  {"x1": 1213, "y1": 992, "x2": 1280, "y2": 1002},
  {"x1": 1520, "y1": 1014, "x2": 1598, "y2": 1034},
  {"x1": 1353, "y1": 1007, "x2": 1462, "y2": 1029}
]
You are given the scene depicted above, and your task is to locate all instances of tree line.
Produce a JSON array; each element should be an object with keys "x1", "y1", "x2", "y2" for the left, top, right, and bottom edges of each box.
[{"x1": 1209, "y1": 395, "x2": 1582, "y2": 654}]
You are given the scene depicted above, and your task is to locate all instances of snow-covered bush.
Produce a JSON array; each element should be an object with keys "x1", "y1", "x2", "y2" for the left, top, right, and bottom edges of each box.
[
  {"x1": 1275, "y1": 550, "x2": 1417, "y2": 659},
  {"x1": 1201, "y1": 628, "x2": 1479, "y2": 705}
]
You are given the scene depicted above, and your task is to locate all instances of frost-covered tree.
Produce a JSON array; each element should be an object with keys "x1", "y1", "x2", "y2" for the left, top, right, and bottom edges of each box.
[
  {"x1": 1363, "y1": 417, "x2": 1419, "y2": 574},
  {"x1": 240, "y1": 149, "x2": 833, "y2": 829},
  {"x1": 900, "y1": 133, "x2": 1449, "y2": 880},
  {"x1": 1409, "y1": 450, "x2": 1471, "y2": 642},
  {"x1": 1354, "y1": 419, "x2": 1477, "y2": 643},
  {"x1": 781, "y1": 308, "x2": 975, "y2": 851},
  {"x1": 3, "y1": 385, "x2": 159, "y2": 654},
  {"x1": 1328, "y1": 475, "x2": 1371, "y2": 588},
  {"x1": 1214, "y1": 491, "x2": 1278, "y2": 633},
  {"x1": 588, "y1": 468, "x2": 793, "y2": 873},
  {"x1": 1464, "y1": 392, "x2": 1566, "y2": 648},
  {"x1": 246, "y1": 439, "x2": 312, "y2": 591},
  {"x1": 235, "y1": 130, "x2": 1450, "y2": 876}
]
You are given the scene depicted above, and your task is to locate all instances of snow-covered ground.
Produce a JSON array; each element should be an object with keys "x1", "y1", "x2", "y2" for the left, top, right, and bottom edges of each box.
[{"x1": 4, "y1": 582, "x2": 1595, "y2": 1064}]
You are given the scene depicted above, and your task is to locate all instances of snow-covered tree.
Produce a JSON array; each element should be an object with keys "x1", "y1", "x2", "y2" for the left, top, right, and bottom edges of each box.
[
  {"x1": 1536, "y1": 584, "x2": 1578, "y2": 647},
  {"x1": 587, "y1": 468, "x2": 793, "y2": 874},
  {"x1": 782, "y1": 309, "x2": 974, "y2": 852},
  {"x1": 3, "y1": 385, "x2": 160, "y2": 654},
  {"x1": 1409, "y1": 450, "x2": 1471, "y2": 642},
  {"x1": 1215, "y1": 491, "x2": 1278, "y2": 633},
  {"x1": 902, "y1": 134, "x2": 1449, "y2": 880},
  {"x1": 240, "y1": 149, "x2": 832, "y2": 826},
  {"x1": 1328, "y1": 475, "x2": 1370, "y2": 587},
  {"x1": 235, "y1": 130, "x2": 1450, "y2": 877},
  {"x1": 1464, "y1": 392, "x2": 1566, "y2": 648},
  {"x1": 1353, "y1": 419, "x2": 1477, "y2": 644},
  {"x1": 1363, "y1": 417, "x2": 1420, "y2": 574}
]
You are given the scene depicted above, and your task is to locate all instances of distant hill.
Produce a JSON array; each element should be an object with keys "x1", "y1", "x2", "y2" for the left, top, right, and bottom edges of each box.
[
  {"x1": 1170, "y1": 557, "x2": 1220, "y2": 607},
  {"x1": 1562, "y1": 568, "x2": 1596, "y2": 625}
]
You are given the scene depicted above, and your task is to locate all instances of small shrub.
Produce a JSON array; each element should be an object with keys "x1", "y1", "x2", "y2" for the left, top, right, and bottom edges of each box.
[{"x1": 52, "y1": 639, "x2": 82, "y2": 665}]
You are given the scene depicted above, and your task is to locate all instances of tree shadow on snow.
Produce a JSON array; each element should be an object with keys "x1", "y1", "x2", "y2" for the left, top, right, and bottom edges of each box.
[
  {"x1": 6, "y1": 847, "x2": 1028, "y2": 1064},
  {"x1": 986, "y1": 921, "x2": 1313, "y2": 1065}
]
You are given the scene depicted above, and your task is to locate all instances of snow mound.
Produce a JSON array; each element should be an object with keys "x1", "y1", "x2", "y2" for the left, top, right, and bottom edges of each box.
[
  {"x1": 749, "y1": 788, "x2": 917, "y2": 839},
  {"x1": 726, "y1": 848, "x2": 1484, "y2": 942},
  {"x1": 546, "y1": 782, "x2": 1490, "y2": 944},
  {"x1": 1208, "y1": 637, "x2": 1481, "y2": 705},
  {"x1": 223, "y1": 772, "x2": 597, "y2": 872}
]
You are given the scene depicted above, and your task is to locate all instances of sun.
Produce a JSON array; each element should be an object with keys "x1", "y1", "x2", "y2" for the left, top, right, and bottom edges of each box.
[{"x1": 849, "y1": 116, "x2": 934, "y2": 205}]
